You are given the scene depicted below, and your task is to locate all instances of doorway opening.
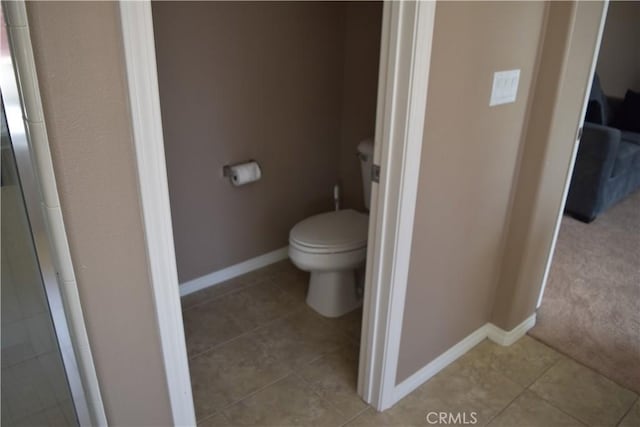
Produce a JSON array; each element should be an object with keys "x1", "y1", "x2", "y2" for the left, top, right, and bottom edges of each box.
[
  {"x1": 531, "y1": 1, "x2": 640, "y2": 395},
  {"x1": 152, "y1": 2, "x2": 383, "y2": 424}
]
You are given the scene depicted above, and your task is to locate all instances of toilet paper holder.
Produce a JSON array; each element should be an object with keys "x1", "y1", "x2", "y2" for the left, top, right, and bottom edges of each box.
[{"x1": 222, "y1": 159, "x2": 259, "y2": 178}]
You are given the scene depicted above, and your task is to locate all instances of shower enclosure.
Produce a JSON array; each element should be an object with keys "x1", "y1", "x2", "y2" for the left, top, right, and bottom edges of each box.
[
  {"x1": 1, "y1": 102, "x2": 78, "y2": 425},
  {"x1": 1, "y1": 6, "x2": 90, "y2": 424}
]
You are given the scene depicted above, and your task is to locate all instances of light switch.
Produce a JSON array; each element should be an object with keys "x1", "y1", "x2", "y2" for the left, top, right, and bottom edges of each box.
[{"x1": 490, "y1": 69, "x2": 520, "y2": 106}]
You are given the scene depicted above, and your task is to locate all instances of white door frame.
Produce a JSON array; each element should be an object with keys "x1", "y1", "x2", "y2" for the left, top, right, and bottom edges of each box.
[
  {"x1": 536, "y1": 0, "x2": 609, "y2": 308},
  {"x1": 118, "y1": 0, "x2": 435, "y2": 422},
  {"x1": 358, "y1": 0, "x2": 435, "y2": 411},
  {"x1": 119, "y1": 2, "x2": 196, "y2": 425}
]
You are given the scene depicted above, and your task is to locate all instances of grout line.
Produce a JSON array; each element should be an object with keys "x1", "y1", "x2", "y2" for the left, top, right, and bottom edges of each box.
[
  {"x1": 185, "y1": 264, "x2": 366, "y2": 425},
  {"x1": 526, "y1": 391, "x2": 590, "y2": 427},
  {"x1": 471, "y1": 338, "x2": 563, "y2": 426},
  {"x1": 186, "y1": 280, "x2": 358, "y2": 362},
  {"x1": 219, "y1": 280, "x2": 300, "y2": 330},
  {"x1": 614, "y1": 395, "x2": 638, "y2": 427},
  {"x1": 216, "y1": 410, "x2": 232, "y2": 426},
  {"x1": 1, "y1": 348, "x2": 60, "y2": 370},
  {"x1": 5, "y1": 400, "x2": 70, "y2": 424},
  {"x1": 180, "y1": 264, "x2": 293, "y2": 312},
  {"x1": 194, "y1": 412, "x2": 218, "y2": 426},
  {"x1": 2, "y1": 308, "x2": 50, "y2": 328},
  {"x1": 187, "y1": 305, "x2": 307, "y2": 361},
  {"x1": 181, "y1": 261, "x2": 297, "y2": 310},
  {"x1": 190, "y1": 321, "x2": 361, "y2": 424},
  {"x1": 483, "y1": 385, "x2": 526, "y2": 426},
  {"x1": 210, "y1": 373, "x2": 294, "y2": 420},
  {"x1": 521, "y1": 347, "x2": 565, "y2": 389},
  {"x1": 181, "y1": 275, "x2": 271, "y2": 312},
  {"x1": 292, "y1": 370, "x2": 366, "y2": 424},
  {"x1": 525, "y1": 357, "x2": 592, "y2": 426},
  {"x1": 527, "y1": 337, "x2": 639, "y2": 395},
  {"x1": 182, "y1": 262, "x2": 303, "y2": 317},
  {"x1": 338, "y1": 406, "x2": 371, "y2": 427}
]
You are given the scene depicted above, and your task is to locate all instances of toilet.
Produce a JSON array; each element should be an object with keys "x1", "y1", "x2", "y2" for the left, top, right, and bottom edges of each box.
[{"x1": 289, "y1": 139, "x2": 373, "y2": 317}]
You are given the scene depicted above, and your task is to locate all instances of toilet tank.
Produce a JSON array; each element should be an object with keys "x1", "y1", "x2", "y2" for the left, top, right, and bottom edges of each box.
[{"x1": 357, "y1": 139, "x2": 374, "y2": 211}]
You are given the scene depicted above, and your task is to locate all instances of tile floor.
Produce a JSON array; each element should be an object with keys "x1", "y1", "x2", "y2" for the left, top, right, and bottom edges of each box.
[{"x1": 183, "y1": 261, "x2": 639, "y2": 427}]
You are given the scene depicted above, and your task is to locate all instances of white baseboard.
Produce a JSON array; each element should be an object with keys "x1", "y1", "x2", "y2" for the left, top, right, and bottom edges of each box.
[
  {"x1": 393, "y1": 324, "x2": 489, "y2": 403},
  {"x1": 392, "y1": 314, "x2": 536, "y2": 405},
  {"x1": 179, "y1": 246, "x2": 289, "y2": 296},
  {"x1": 486, "y1": 314, "x2": 537, "y2": 346}
]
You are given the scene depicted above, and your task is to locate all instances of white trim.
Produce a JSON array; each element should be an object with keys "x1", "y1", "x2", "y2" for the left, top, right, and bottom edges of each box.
[
  {"x1": 393, "y1": 316, "x2": 537, "y2": 406},
  {"x1": 393, "y1": 325, "x2": 489, "y2": 404},
  {"x1": 486, "y1": 314, "x2": 537, "y2": 347},
  {"x1": 180, "y1": 247, "x2": 289, "y2": 296},
  {"x1": 358, "y1": 0, "x2": 436, "y2": 411},
  {"x1": 118, "y1": 2, "x2": 196, "y2": 426},
  {"x1": 536, "y1": 1, "x2": 609, "y2": 308},
  {"x1": 2, "y1": 1, "x2": 106, "y2": 424}
]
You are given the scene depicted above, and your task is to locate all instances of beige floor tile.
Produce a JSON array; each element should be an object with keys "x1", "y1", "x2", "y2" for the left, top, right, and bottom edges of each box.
[
  {"x1": 344, "y1": 408, "x2": 401, "y2": 426},
  {"x1": 60, "y1": 400, "x2": 77, "y2": 425},
  {"x1": 619, "y1": 399, "x2": 640, "y2": 427},
  {"x1": 407, "y1": 351, "x2": 524, "y2": 426},
  {"x1": 3, "y1": 357, "x2": 59, "y2": 420},
  {"x1": 222, "y1": 280, "x2": 301, "y2": 331},
  {"x1": 254, "y1": 307, "x2": 353, "y2": 368},
  {"x1": 297, "y1": 343, "x2": 368, "y2": 418},
  {"x1": 346, "y1": 389, "x2": 464, "y2": 427},
  {"x1": 1, "y1": 395, "x2": 11, "y2": 425},
  {"x1": 11, "y1": 404, "x2": 72, "y2": 427},
  {"x1": 189, "y1": 334, "x2": 290, "y2": 420},
  {"x1": 182, "y1": 299, "x2": 244, "y2": 357},
  {"x1": 222, "y1": 374, "x2": 346, "y2": 426},
  {"x1": 197, "y1": 412, "x2": 231, "y2": 427},
  {"x1": 181, "y1": 276, "x2": 255, "y2": 310},
  {"x1": 350, "y1": 350, "x2": 524, "y2": 427},
  {"x1": 260, "y1": 259, "x2": 299, "y2": 278},
  {"x1": 530, "y1": 357, "x2": 637, "y2": 427},
  {"x1": 271, "y1": 267, "x2": 309, "y2": 302},
  {"x1": 325, "y1": 306, "x2": 363, "y2": 343},
  {"x1": 487, "y1": 390, "x2": 584, "y2": 427},
  {"x1": 466, "y1": 336, "x2": 562, "y2": 387},
  {"x1": 180, "y1": 260, "x2": 296, "y2": 311}
]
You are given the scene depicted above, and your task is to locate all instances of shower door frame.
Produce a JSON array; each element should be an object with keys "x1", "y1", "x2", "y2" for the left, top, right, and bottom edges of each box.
[
  {"x1": 1, "y1": 1, "x2": 105, "y2": 424},
  {"x1": 119, "y1": 0, "x2": 436, "y2": 422}
]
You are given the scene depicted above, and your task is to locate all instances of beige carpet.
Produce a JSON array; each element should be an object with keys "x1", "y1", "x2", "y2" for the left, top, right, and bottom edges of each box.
[{"x1": 529, "y1": 190, "x2": 640, "y2": 394}]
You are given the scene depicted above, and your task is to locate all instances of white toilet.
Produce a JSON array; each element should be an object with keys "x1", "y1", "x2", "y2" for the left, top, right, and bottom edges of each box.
[{"x1": 289, "y1": 139, "x2": 373, "y2": 317}]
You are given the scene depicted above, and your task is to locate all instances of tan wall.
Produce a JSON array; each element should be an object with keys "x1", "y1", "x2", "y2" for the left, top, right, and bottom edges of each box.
[
  {"x1": 596, "y1": 1, "x2": 640, "y2": 98},
  {"x1": 339, "y1": 2, "x2": 383, "y2": 211},
  {"x1": 27, "y1": 2, "x2": 173, "y2": 425},
  {"x1": 396, "y1": 1, "x2": 547, "y2": 383},
  {"x1": 153, "y1": 2, "x2": 381, "y2": 283},
  {"x1": 492, "y1": 1, "x2": 606, "y2": 330}
]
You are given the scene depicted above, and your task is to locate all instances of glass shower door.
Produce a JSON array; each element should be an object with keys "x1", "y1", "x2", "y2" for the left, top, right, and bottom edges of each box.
[{"x1": 1, "y1": 101, "x2": 78, "y2": 426}]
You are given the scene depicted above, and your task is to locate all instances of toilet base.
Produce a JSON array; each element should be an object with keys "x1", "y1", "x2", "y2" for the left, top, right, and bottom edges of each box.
[{"x1": 306, "y1": 270, "x2": 362, "y2": 318}]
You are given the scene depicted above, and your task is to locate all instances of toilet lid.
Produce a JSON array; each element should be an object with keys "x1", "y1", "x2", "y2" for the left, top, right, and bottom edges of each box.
[{"x1": 290, "y1": 209, "x2": 369, "y2": 252}]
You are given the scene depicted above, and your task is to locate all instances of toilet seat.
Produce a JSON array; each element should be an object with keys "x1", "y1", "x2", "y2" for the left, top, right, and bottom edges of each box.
[{"x1": 289, "y1": 209, "x2": 368, "y2": 254}]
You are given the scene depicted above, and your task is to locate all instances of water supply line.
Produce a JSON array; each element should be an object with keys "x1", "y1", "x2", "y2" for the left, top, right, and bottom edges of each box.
[{"x1": 334, "y1": 184, "x2": 340, "y2": 211}]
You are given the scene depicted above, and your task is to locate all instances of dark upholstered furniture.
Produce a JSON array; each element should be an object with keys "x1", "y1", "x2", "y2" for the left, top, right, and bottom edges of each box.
[{"x1": 565, "y1": 76, "x2": 640, "y2": 222}]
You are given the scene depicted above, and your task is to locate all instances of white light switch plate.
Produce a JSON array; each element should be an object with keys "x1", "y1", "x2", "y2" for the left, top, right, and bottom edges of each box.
[{"x1": 490, "y1": 69, "x2": 520, "y2": 106}]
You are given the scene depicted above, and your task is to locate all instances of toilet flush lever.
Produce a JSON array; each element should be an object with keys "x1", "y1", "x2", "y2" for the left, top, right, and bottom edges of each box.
[{"x1": 371, "y1": 164, "x2": 381, "y2": 183}]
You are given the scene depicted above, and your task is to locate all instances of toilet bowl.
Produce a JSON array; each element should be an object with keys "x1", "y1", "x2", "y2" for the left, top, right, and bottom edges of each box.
[
  {"x1": 289, "y1": 209, "x2": 369, "y2": 317},
  {"x1": 288, "y1": 139, "x2": 374, "y2": 318}
]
